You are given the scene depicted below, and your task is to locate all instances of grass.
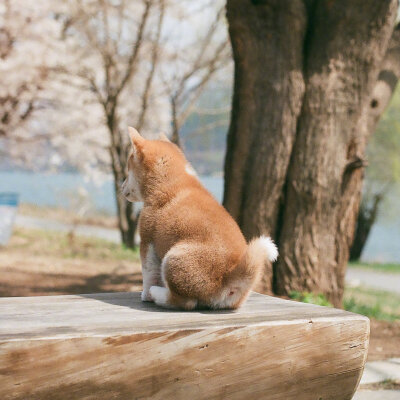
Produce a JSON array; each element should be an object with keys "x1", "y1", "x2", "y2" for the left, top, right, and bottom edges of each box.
[
  {"x1": 344, "y1": 286, "x2": 400, "y2": 322},
  {"x1": 348, "y1": 261, "x2": 400, "y2": 274},
  {"x1": 289, "y1": 291, "x2": 333, "y2": 307},
  {"x1": 10, "y1": 227, "x2": 139, "y2": 262},
  {"x1": 289, "y1": 286, "x2": 400, "y2": 322},
  {"x1": 19, "y1": 203, "x2": 118, "y2": 229}
]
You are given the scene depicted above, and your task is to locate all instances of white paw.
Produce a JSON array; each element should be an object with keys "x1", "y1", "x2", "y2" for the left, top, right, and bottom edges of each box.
[
  {"x1": 141, "y1": 290, "x2": 153, "y2": 302},
  {"x1": 149, "y1": 286, "x2": 168, "y2": 305}
]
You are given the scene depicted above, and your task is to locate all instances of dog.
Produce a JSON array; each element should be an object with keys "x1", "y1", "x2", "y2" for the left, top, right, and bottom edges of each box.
[{"x1": 121, "y1": 127, "x2": 278, "y2": 310}]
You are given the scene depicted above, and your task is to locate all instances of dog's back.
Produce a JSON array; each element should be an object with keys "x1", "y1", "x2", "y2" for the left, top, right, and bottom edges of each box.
[{"x1": 122, "y1": 128, "x2": 278, "y2": 310}]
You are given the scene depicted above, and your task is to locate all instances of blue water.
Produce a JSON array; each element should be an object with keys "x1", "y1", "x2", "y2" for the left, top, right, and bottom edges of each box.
[
  {"x1": 0, "y1": 171, "x2": 399, "y2": 262},
  {"x1": 0, "y1": 171, "x2": 223, "y2": 214},
  {"x1": 0, "y1": 171, "x2": 116, "y2": 214}
]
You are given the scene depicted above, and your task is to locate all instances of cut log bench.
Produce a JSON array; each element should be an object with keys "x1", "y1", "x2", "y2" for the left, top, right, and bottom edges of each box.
[{"x1": 0, "y1": 292, "x2": 369, "y2": 400}]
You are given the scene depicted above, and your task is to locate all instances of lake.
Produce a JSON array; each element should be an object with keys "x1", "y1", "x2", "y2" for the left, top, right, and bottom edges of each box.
[{"x1": 1, "y1": 171, "x2": 399, "y2": 262}]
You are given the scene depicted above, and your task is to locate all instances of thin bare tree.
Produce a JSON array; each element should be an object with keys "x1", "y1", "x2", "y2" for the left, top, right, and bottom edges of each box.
[
  {"x1": 162, "y1": 4, "x2": 230, "y2": 147},
  {"x1": 60, "y1": 0, "x2": 166, "y2": 248}
]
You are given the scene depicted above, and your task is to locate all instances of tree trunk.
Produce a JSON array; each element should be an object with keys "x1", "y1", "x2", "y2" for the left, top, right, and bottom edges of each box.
[
  {"x1": 224, "y1": 0, "x2": 307, "y2": 293},
  {"x1": 114, "y1": 178, "x2": 138, "y2": 249},
  {"x1": 108, "y1": 119, "x2": 139, "y2": 249},
  {"x1": 350, "y1": 194, "x2": 383, "y2": 261},
  {"x1": 170, "y1": 98, "x2": 182, "y2": 148},
  {"x1": 348, "y1": 23, "x2": 400, "y2": 261},
  {"x1": 224, "y1": 0, "x2": 398, "y2": 305}
]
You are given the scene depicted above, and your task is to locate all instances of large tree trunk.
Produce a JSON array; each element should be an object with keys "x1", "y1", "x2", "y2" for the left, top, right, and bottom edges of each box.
[
  {"x1": 349, "y1": 24, "x2": 400, "y2": 260},
  {"x1": 349, "y1": 194, "x2": 383, "y2": 261},
  {"x1": 224, "y1": 0, "x2": 307, "y2": 293},
  {"x1": 224, "y1": 0, "x2": 398, "y2": 306}
]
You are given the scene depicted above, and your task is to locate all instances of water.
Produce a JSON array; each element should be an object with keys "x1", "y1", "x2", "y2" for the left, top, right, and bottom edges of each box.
[
  {"x1": 0, "y1": 171, "x2": 117, "y2": 214},
  {"x1": 0, "y1": 171, "x2": 223, "y2": 214},
  {"x1": 1, "y1": 171, "x2": 399, "y2": 262}
]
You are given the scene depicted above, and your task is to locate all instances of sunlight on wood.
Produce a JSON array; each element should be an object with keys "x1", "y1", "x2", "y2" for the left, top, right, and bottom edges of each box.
[{"x1": 0, "y1": 292, "x2": 369, "y2": 399}]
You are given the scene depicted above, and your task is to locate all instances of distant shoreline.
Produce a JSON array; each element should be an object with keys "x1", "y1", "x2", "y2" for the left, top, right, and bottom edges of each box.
[{"x1": 1, "y1": 170, "x2": 399, "y2": 262}]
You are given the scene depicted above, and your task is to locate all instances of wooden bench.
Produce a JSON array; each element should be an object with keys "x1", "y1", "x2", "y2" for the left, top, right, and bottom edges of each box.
[{"x1": 0, "y1": 292, "x2": 369, "y2": 400}]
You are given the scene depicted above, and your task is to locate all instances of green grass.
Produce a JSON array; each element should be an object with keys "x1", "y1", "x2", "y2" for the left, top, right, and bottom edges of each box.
[
  {"x1": 11, "y1": 227, "x2": 140, "y2": 262},
  {"x1": 344, "y1": 286, "x2": 400, "y2": 322},
  {"x1": 348, "y1": 261, "x2": 400, "y2": 273},
  {"x1": 289, "y1": 291, "x2": 333, "y2": 307},
  {"x1": 290, "y1": 286, "x2": 400, "y2": 321}
]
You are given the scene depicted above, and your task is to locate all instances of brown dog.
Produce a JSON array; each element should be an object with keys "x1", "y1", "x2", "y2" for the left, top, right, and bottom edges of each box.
[{"x1": 122, "y1": 127, "x2": 278, "y2": 310}]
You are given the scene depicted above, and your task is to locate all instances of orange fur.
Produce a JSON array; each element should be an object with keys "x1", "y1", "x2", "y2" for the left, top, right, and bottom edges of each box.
[{"x1": 121, "y1": 127, "x2": 278, "y2": 310}]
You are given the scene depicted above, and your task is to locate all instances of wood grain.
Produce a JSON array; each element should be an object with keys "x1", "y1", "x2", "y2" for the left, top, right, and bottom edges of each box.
[{"x1": 0, "y1": 292, "x2": 369, "y2": 399}]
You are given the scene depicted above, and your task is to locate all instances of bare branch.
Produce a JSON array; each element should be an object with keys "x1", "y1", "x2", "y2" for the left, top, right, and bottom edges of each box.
[
  {"x1": 136, "y1": 0, "x2": 165, "y2": 131},
  {"x1": 172, "y1": 5, "x2": 226, "y2": 103},
  {"x1": 175, "y1": 42, "x2": 229, "y2": 133},
  {"x1": 185, "y1": 118, "x2": 229, "y2": 139},
  {"x1": 192, "y1": 105, "x2": 231, "y2": 115},
  {"x1": 115, "y1": 0, "x2": 153, "y2": 97}
]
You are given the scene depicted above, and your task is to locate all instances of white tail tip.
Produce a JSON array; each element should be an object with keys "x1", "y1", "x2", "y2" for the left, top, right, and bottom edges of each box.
[{"x1": 259, "y1": 236, "x2": 279, "y2": 262}]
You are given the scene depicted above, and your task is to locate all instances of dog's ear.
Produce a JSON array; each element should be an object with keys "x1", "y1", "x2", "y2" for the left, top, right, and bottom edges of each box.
[
  {"x1": 128, "y1": 127, "x2": 144, "y2": 146},
  {"x1": 158, "y1": 132, "x2": 171, "y2": 143},
  {"x1": 128, "y1": 127, "x2": 145, "y2": 157}
]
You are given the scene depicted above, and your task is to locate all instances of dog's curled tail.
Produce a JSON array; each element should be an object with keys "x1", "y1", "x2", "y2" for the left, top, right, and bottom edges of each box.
[
  {"x1": 243, "y1": 236, "x2": 279, "y2": 284},
  {"x1": 219, "y1": 236, "x2": 278, "y2": 309}
]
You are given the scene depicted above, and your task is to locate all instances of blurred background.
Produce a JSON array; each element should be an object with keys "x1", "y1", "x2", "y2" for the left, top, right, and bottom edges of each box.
[{"x1": 0, "y1": 0, "x2": 399, "y2": 373}]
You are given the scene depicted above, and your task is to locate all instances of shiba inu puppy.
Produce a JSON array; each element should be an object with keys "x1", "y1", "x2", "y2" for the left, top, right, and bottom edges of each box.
[{"x1": 122, "y1": 127, "x2": 278, "y2": 310}]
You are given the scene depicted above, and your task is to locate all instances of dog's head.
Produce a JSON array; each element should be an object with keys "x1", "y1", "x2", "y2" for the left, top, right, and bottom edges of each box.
[{"x1": 121, "y1": 127, "x2": 189, "y2": 202}]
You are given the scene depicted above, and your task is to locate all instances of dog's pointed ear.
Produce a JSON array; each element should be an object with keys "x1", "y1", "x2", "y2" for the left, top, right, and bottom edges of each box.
[
  {"x1": 159, "y1": 132, "x2": 171, "y2": 143},
  {"x1": 128, "y1": 127, "x2": 144, "y2": 146},
  {"x1": 128, "y1": 127, "x2": 145, "y2": 158}
]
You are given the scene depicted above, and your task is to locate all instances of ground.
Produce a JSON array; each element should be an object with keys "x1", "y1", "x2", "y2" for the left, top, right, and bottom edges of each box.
[
  {"x1": 0, "y1": 225, "x2": 399, "y2": 363},
  {"x1": 19, "y1": 203, "x2": 118, "y2": 229},
  {"x1": 368, "y1": 319, "x2": 400, "y2": 361},
  {"x1": 0, "y1": 227, "x2": 141, "y2": 296}
]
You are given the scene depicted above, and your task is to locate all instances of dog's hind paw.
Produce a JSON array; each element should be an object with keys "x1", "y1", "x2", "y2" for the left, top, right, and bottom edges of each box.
[
  {"x1": 141, "y1": 290, "x2": 153, "y2": 302},
  {"x1": 149, "y1": 286, "x2": 169, "y2": 306}
]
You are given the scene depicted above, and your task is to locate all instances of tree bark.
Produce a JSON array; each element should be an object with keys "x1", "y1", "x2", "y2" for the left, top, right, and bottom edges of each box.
[
  {"x1": 115, "y1": 185, "x2": 138, "y2": 249},
  {"x1": 108, "y1": 118, "x2": 139, "y2": 249},
  {"x1": 224, "y1": 0, "x2": 398, "y2": 304},
  {"x1": 170, "y1": 98, "x2": 182, "y2": 147},
  {"x1": 348, "y1": 23, "x2": 400, "y2": 261},
  {"x1": 111, "y1": 165, "x2": 139, "y2": 249},
  {"x1": 224, "y1": 0, "x2": 306, "y2": 234},
  {"x1": 349, "y1": 194, "x2": 383, "y2": 261},
  {"x1": 224, "y1": 0, "x2": 307, "y2": 293}
]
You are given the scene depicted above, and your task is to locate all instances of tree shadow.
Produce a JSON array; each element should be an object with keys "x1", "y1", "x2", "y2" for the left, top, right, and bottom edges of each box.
[
  {"x1": 0, "y1": 267, "x2": 237, "y2": 315},
  {"x1": 0, "y1": 269, "x2": 143, "y2": 297}
]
